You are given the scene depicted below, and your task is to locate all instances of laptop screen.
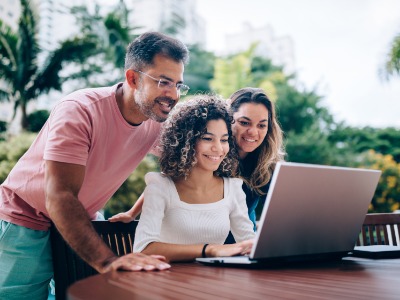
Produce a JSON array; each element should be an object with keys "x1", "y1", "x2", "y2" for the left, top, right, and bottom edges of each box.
[{"x1": 250, "y1": 162, "x2": 381, "y2": 260}]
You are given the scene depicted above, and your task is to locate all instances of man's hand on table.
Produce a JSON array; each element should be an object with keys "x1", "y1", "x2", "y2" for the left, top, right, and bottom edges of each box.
[{"x1": 101, "y1": 252, "x2": 171, "y2": 273}]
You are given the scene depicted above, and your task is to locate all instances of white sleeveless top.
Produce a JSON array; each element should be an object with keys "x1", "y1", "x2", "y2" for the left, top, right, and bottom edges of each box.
[{"x1": 133, "y1": 172, "x2": 255, "y2": 252}]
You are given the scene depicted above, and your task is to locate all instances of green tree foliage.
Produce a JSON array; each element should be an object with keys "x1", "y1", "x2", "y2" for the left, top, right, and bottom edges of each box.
[
  {"x1": 277, "y1": 86, "x2": 333, "y2": 135},
  {"x1": 0, "y1": 0, "x2": 98, "y2": 130},
  {"x1": 26, "y1": 109, "x2": 49, "y2": 132},
  {"x1": 276, "y1": 83, "x2": 338, "y2": 164},
  {"x1": 160, "y1": 12, "x2": 186, "y2": 36},
  {"x1": 0, "y1": 121, "x2": 6, "y2": 132},
  {"x1": 1, "y1": 6, "x2": 397, "y2": 215},
  {"x1": 284, "y1": 125, "x2": 334, "y2": 164},
  {"x1": 210, "y1": 44, "x2": 256, "y2": 97},
  {"x1": 0, "y1": 132, "x2": 36, "y2": 183},
  {"x1": 251, "y1": 56, "x2": 287, "y2": 102},
  {"x1": 69, "y1": 1, "x2": 138, "y2": 86},
  {"x1": 211, "y1": 44, "x2": 288, "y2": 100},
  {"x1": 104, "y1": 11, "x2": 133, "y2": 70},
  {"x1": 184, "y1": 44, "x2": 216, "y2": 94},
  {"x1": 329, "y1": 125, "x2": 400, "y2": 163},
  {"x1": 382, "y1": 31, "x2": 400, "y2": 80},
  {"x1": 211, "y1": 46, "x2": 337, "y2": 165},
  {"x1": 358, "y1": 150, "x2": 400, "y2": 212},
  {"x1": 103, "y1": 155, "x2": 159, "y2": 218},
  {"x1": 0, "y1": 121, "x2": 7, "y2": 141}
]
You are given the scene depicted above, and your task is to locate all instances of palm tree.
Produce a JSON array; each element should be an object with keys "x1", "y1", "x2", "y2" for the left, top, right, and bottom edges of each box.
[
  {"x1": 0, "y1": 0, "x2": 97, "y2": 130},
  {"x1": 104, "y1": 0, "x2": 139, "y2": 70},
  {"x1": 160, "y1": 12, "x2": 186, "y2": 37},
  {"x1": 69, "y1": 1, "x2": 138, "y2": 86},
  {"x1": 382, "y1": 32, "x2": 400, "y2": 80}
]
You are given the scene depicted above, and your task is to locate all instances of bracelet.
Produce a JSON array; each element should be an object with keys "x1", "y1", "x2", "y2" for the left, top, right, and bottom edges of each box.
[{"x1": 202, "y1": 244, "x2": 209, "y2": 258}]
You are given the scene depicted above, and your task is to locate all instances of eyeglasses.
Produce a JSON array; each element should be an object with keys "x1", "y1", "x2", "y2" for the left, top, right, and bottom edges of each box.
[{"x1": 134, "y1": 70, "x2": 190, "y2": 96}]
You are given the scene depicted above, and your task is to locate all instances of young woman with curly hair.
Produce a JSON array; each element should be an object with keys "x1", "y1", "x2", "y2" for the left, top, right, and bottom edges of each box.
[
  {"x1": 110, "y1": 88, "x2": 284, "y2": 244},
  {"x1": 130, "y1": 95, "x2": 254, "y2": 261},
  {"x1": 132, "y1": 95, "x2": 255, "y2": 262}
]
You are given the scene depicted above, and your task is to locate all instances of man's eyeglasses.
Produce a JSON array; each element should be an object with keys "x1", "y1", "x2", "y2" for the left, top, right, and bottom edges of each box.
[{"x1": 134, "y1": 70, "x2": 190, "y2": 96}]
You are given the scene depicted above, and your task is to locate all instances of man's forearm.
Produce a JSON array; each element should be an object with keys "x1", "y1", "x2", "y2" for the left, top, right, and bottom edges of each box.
[{"x1": 47, "y1": 193, "x2": 117, "y2": 273}]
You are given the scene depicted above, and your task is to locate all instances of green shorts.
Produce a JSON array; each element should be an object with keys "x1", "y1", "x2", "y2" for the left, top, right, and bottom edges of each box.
[{"x1": 0, "y1": 219, "x2": 53, "y2": 300}]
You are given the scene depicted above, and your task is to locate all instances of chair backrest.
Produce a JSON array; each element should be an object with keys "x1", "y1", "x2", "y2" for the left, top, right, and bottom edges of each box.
[
  {"x1": 50, "y1": 220, "x2": 138, "y2": 300},
  {"x1": 357, "y1": 213, "x2": 400, "y2": 246}
]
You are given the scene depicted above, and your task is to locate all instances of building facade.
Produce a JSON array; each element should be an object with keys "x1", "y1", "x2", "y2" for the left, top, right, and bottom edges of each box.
[
  {"x1": 224, "y1": 23, "x2": 296, "y2": 75},
  {"x1": 1, "y1": 0, "x2": 205, "y2": 132},
  {"x1": 127, "y1": 0, "x2": 206, "y2": 46},
  {"x1": 0, "y1": 0, "x2": 90, "y2": 132}
]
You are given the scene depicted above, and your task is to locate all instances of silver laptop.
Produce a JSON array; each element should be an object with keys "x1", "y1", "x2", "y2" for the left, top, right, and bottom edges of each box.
[{"x1": 196, "y1": 162, "x2": 381, "y2": 266}]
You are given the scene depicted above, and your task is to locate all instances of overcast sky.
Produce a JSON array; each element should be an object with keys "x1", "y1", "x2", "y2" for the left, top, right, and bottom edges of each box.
[{"x1": 196, "y1": 0, "x2": 400, "y2": 128}]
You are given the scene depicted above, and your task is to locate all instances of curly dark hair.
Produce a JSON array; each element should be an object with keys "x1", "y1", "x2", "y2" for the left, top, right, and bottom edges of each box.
[
  {"x1": 124, "y1": 32, "x2": 189, "y2": 71},
  {"x1": 159, "y1": 95, "x2": 239, "y2": 180}
]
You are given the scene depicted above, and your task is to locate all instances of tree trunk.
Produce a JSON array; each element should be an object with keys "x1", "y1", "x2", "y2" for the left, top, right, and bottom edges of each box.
[{"x1": 20, "y1": 103, "x2": 29, "y2": 130}]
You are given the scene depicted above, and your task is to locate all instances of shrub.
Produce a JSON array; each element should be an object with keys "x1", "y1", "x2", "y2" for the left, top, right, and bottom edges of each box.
[
  {"x1": 27, "y1": 110, "x2": 50, "y2": 132},
  {"x1": 0, "y1": 133, "x2": 37, "y2": 183}
]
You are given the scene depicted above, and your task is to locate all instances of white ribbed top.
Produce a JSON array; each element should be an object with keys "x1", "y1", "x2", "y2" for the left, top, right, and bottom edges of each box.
[{"x1": 133, "y1": 172, "x2": 255, "y2": 252}]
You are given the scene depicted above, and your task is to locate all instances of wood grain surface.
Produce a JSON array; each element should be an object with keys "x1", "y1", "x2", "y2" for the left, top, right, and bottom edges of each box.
[{"x1": 68, "y1": 257, "x2": 400, "y2": 300}]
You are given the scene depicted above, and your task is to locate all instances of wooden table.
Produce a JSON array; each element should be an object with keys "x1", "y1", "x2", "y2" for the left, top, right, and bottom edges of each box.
[{"x1": 68, "y1": 257, "x2": 400, "y2": 300}]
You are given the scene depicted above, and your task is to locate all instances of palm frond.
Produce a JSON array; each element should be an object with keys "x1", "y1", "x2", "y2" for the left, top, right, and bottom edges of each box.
[
  {"x1": 382, "y1": 32, "x2": 400, "y2": 80},
  {"x1": 0, "y1": 20, "x2": 18, "y2": 84},
  {"x1": 104, "y1": 13, "x2": 131, "y2": 43},
  {"x1": 104, "y1": 11, "x2": 138, "y2": 69},
  {"x1": 386, "y1": 34, "x2": 400, "y2": 76},
  {"x1": 16, "y1": 0, "x2": 39, "y2": 91},
  {"x1": 160, "y1": 12, "x2": 186, "y2": 36},
  {"x1": 29, "y1": 36, "x2": 98, "y2": 98},
  {"x1": 0, "y1": 88, "x2": 11, "y2": 102}
]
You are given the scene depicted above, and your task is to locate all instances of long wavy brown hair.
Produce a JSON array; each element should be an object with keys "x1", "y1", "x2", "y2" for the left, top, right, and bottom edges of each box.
[
  {"x1": 159, "y1": 94, "x2": 239, "y2": 180},
  {"x1": 229, "y1": 87, "x2": 285, "y2": 195}
]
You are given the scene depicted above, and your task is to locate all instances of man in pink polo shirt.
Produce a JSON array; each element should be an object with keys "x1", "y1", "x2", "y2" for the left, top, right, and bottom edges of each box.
[{"x1": 0, "y1": 31, "x2": 189, "y2": 299}]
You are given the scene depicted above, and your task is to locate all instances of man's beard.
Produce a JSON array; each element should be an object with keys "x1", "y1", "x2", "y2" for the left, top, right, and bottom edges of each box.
[{"x1": 136, "y1": 95, "x2": 176, "y2": 123}]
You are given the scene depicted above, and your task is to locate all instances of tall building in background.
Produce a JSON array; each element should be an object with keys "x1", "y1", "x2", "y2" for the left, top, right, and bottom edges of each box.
[
  {"x1": 35, "y1": 0, "x2": 95, "y2": 71},
  {"x1": 0, "y1": 0, "x2": 90, "y2": 132},
  {"x1": 0, "y1": 0, "x2": 206, "y2": 132},
  {"x1": 35, "y1": 0, "x2": 90, "y2": 52},
  {"x1": 0, "y1": 0, "x2": 90, "y2": 56},
  {"x1": 224, "y1": 23, "x2": 295, "y2": 75},
  {"x1": 127, "y1": 0, "x2": 206, "y2": 46}
]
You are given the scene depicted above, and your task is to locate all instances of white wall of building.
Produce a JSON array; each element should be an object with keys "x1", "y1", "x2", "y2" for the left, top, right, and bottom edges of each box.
[
  {"x1": 225, "y1": 23, "x2": 296, "y2": 75},
  {"x1": 0, "y1": 0, "x2": 90, "y2": 132},
  {"x1": 127, "y1": 0, "x2": 206, "y2": 46},
  {"x1": 0, "y1": 0, "x2": 20, "y2": 31}
]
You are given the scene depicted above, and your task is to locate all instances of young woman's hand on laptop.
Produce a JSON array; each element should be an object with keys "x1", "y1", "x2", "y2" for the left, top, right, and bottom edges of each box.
[{"x1": 206, "y1": 239, "x2": 254, "y2": 257}]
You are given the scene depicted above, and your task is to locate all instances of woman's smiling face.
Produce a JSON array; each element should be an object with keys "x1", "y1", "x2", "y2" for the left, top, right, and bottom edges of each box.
[
  {"x1": 194, "y1": 119, "x2": 230, "y2": 173},
  {"x1": 232, "y1": 103, "x2": 269, "y2": 159}
]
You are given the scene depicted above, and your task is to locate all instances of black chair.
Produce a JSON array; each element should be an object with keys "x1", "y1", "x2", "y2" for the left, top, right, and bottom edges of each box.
[
  {"x1": 357, "y1": 213, "x2": 400, "y2": 246},
  {"x1": 50, "y1": 220, "x2": 138, "y2": 300}
]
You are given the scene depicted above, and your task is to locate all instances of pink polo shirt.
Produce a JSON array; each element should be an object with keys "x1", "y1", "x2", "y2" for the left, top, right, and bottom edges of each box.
[{"x1": 0, "y1": 83, "x2": 161, "y2": 231}]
